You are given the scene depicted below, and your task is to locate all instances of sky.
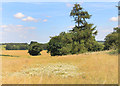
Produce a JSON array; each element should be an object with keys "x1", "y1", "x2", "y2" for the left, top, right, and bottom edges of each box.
[
  {"x1": 1, "y1": 0, "x2": 119, "y2": 2},
  {"x1": 0, "y1": 2, "x2": 118, "y2": 43}
]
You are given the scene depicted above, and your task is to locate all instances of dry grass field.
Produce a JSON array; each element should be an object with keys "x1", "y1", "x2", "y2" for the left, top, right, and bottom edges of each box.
[{"x1": 0, "y1": 50, "x2": 118, "y2": 84}]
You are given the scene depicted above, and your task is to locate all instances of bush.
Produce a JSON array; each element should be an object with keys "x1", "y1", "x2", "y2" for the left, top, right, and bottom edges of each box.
[
  {"x1": 104, "y1": 27, "x2": 119, "y2": 50},
  {"x1": 59, "y1": 44, "x2": 72, "y2": 55},
  {"x1": 92, "y1": 42, "x2": 104, "y2": 51},
  {"x1": 47, "y1": 30, "x2": 104, "y2": 56},
  {"x1": 28, "y1": 41, "x2": 42, "y2": 56},
  {"x1": 108, "y1": 49, "x2": 119, "y2": 55}
]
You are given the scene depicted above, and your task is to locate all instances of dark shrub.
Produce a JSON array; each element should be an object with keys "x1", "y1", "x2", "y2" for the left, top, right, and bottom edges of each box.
[{"x1": 28, "y1": 41, "x2": 42, "y2": 56}]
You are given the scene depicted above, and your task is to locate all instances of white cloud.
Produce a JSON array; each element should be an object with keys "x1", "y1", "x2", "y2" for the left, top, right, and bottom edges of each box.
[
  {"x1": 43, "y1": 19, "x2": 48, "y2": 22},
  {"x1": 1, "y1": 24, "x2": 37, "y2": 42},
  {"x1": 14, "y1": 13, "x2": 25, "y2": 19},
  {"x1": 22, "y1": 16, "x2": 38, "y2": 22},
  {"x1": 67, "y1": 25, "x2": 74, "y2": 29},
  {"x1": 110, "y1": 17, "x2": 118, "y2": 22},
  {"x1": 16, "y1": 25, "x2": 23, "y2": 27},
  {"x1": 66, "y1": 3, "x2": 74, "y2": 7},
  {"x1": 0, "y1": 25, "x2": 8, "y2": 28},
  {"x1": 1, "y1": 24, "x2": 36, "y2": 32},
  {"x1": 24, "y1": 27, "x2": 36, "y2": 29},
  {"x1": 14, "y1": 13, "x2": 42, "y2": 22},
  {"x1": 46, "y1": 16, "x2": 51, "y2": 18}
]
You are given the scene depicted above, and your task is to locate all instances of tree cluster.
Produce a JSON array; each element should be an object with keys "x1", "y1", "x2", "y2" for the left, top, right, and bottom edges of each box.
[
  {"x1": 104, "y1": 27, "x2": 119, "y2": 50},
  {"x1": 47, "y1": 4, "x2": 104, "y2": 56}
]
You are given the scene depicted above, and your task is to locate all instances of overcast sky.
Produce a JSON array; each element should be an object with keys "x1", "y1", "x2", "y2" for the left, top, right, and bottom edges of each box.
[{"x1": 0, "y1": 2, "x2": 118, "y2": 43}]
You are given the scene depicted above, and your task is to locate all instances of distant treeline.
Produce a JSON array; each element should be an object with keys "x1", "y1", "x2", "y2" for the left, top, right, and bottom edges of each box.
[
  {"x1": 0, "y1": 43, "x2": 28, "y2": 45},
  {"x1": 5, "y1": 43, "x2": 28, "y2": 50},
  {"x1": 0, "y1": 43, "x2": 47, "y2": 50},
  {"x1": 0, "y1": 41, "x2": 104, "y2": 51},
  {"x1": 97, "y1": 41, "x2": 105, "y2": 43}
]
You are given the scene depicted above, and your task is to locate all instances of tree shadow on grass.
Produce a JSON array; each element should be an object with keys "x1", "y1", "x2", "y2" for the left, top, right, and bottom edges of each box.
[{"x1": 0, "y1": 54, "x2": 19, "y2": 57}]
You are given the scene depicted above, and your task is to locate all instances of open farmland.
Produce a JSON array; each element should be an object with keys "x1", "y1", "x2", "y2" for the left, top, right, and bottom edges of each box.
[{"x1": 1, "y1": 50, "x2": 118, "y2": 84}]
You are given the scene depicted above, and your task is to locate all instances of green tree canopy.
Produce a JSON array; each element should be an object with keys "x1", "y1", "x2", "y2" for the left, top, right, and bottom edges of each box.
[
  {"x1": 104, "y1": 27, "x2": 119, "y2": 50},
  {"x1": 70, "y1": 3, "x2": 91, "y2": 28},
  {"x1": 47, "y1": 3, "x2": 103, "y2": 56},
  {"x1": 28, "y1": 41, "x2": 42, "y2": 56}
]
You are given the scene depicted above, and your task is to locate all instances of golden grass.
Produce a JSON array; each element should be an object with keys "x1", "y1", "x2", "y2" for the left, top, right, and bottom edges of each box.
[{"x1": 1, "y1": 50, "x2": 118, "y2": 84}]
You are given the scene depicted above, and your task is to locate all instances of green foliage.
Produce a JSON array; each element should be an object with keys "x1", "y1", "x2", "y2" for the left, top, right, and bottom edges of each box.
[
  {"x1": 47, "y1": 3, "x2": 103, "y2": 56},
  {"x1": 0, "y1": 45, "x2": 6, "y2": 50},
  {"x1": 108, "y1": 49, "x2": 120, "y2": 55},
  {"x1": 70, "y1": 4, "x2": 91, "y2": 27},
  {"x1": 60, "y1": 44, "x2": 73, "y2": 55},
  {"x1": 97, "y1": 41, "x2": 104, "y2": 44},
  {"x1": 39, "y1": 43, "x2": 48, "y2": 50},
  {"x1": 5, "y1": 43, "x2": 28, "y2": 50},
  {"x1": 92, "y1": 42, "x2": 104, "y2": 51},
  {"x1": 47, "y1": 36, "x2": 63, "y2": 56},
  {"x1": 28, "y1": 41, "x2": 42, "y2": 56},
  {"x1": 104, "y1": 27, "x2": 119, "y2": 50},
  {"x1": 71, "y1": 41, "x2": 87, "y2": 54},
  {"x1": 4, "y1": 43, "x2": 47, "y2": 50}
]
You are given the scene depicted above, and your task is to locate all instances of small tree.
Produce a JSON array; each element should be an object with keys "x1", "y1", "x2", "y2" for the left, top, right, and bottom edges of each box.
[
  {"x1": 70, "y1": 3, "x2": 91, "y2": 28},
  {"x1": 28, "y1": 41, "x2": 42, "y2": 56}
]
